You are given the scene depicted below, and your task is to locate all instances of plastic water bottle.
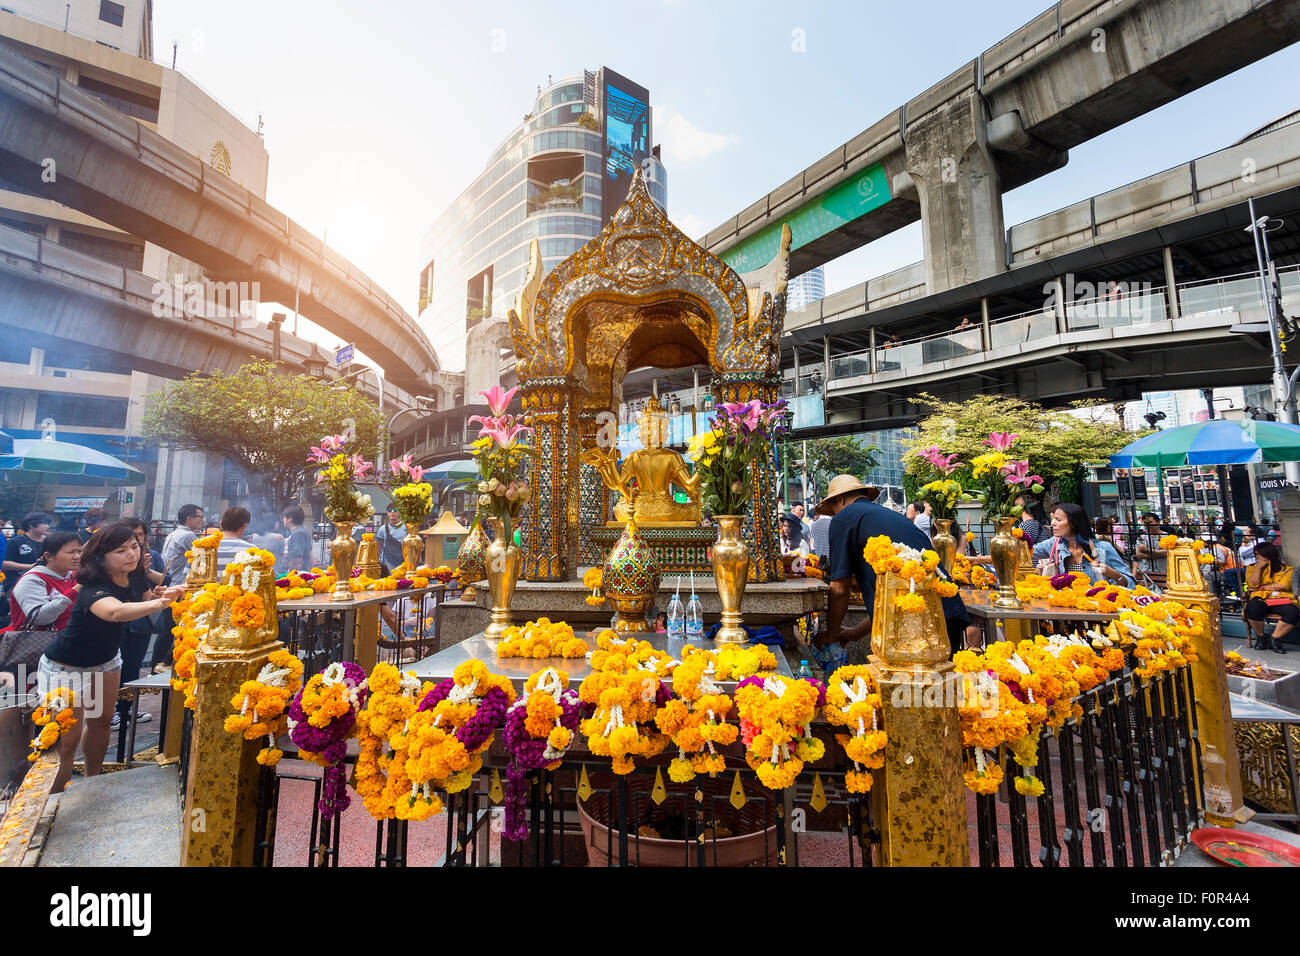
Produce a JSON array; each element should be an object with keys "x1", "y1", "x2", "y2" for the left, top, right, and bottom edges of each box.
[
  {"x1": 685, "y1": 591, "x2": 704, "y2": 641},
  {"x1": 798, "y1": 660, "x2": 814, "y2": 679},
  {"x1": 666, "y1": 591, "x2": 685, "y2": 640}
]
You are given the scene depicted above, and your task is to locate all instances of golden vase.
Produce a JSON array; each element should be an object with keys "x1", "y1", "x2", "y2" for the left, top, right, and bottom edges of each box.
[
  {"x1": 483, "y1": 517, "x2": 522, "y2": 641},
  {"x1": 932, "y1": 518, "x2": 957, "y2": 575},
  {"x1": 989, "y1": 515, "x2": 1022, "y2": 609},
  {"x1": 402, "y1": 521, "x2": 424, "y2": 573},
  {"x1": 330, "y1": 520, "x2": 357, "y2": 602},
  {"x1": 711, "y1": 515, "x2": 751, "y2": 644}
]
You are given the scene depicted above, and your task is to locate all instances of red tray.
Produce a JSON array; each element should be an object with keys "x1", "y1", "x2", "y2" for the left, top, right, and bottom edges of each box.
[{"x1": 1191, "y1": 827, "x2": 1300, "y2": 867}]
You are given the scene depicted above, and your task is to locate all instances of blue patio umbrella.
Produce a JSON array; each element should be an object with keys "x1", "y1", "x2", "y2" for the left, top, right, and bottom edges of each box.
[
  {"x1": 1109, "y1": 419, "x2": 1300, "y2": 468},
  {"x1": 1109, "y1": 419, "x2": 1300, "y2": 517}
]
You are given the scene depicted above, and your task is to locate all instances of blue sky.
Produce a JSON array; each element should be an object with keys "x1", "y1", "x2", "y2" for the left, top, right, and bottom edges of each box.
[{"x1": 153, "y1": 0, "x2": 1300, "y2": 339}]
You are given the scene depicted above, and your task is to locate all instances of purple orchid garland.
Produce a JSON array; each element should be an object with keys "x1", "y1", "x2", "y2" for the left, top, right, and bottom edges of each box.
[
  {"x1": 287, "y1": 660, "x2": 369, "y2": 820},
  {"x1": 501, "y1": 690, "x2": 582, "y2": 841}
]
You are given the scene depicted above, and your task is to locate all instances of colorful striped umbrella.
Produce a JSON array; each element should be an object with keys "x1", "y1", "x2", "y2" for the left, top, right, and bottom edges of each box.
[{"x1": 1109, "y1": 419, "x2": 1300, "y2": 468}]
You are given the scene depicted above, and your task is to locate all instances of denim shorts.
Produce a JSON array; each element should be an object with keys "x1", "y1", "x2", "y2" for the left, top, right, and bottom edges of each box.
[{"x1": 36, "y1": 652, "x2": 122, "y2": 704}]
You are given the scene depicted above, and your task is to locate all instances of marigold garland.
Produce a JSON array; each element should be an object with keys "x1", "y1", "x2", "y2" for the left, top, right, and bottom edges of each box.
[
  {"x1": 28, "y1": 689, "x2": 77, "y2": 761},
  {"x1": 655, "y1": 649, "x2": 740, "y2": 782},
  {"x1": 578, "y1": 663, "x2": 670, "y2": 775},
  {"x1": 734, "y1": 674, "x2": 825, "y2": 790},
  {"x1": 823, "y1": 666, "x2": 886, "y2": 793},
  {"x1": 587, "y1": 629, "x2": 676, "y2": 676},
  {"x1": 223, "y1": 649, "x2": 303, "y2": 766},
  {"x1": 502, "y1": 667, "x2": 581, "y2": 839},
  {"x1": 403, "y1": 660, "x2": 515, "y2": 811},
  {"x1": 354, "y1": 662, "x2": 432, "y2": 820},
  {"x1": 288, "y1": 661, "x2": 369, "y2": 819},
  {"x1": 496, "y1": 617, "x2": 590, "y2": 659}
]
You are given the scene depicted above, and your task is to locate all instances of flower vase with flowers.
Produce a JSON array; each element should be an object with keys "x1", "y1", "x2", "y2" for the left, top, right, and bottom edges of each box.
[
  {"x1": 914, "y1": 446, "x2": 971, "y2": 574},
  {"x1": 309, "y1": 434, "x2": 376, "y2": 602},
  {"x1": 382, "y1": 453, "x2": 434, "y2": 570},
  {"x1": 468, "y1": 386, "x2": 534, "y2": 639},
  {"x1": 686, "y1": 398, "x2": 788, "y2": 643},
  {"x1": 969, "y1": 433, "x2": 1044, "y2": 608}
]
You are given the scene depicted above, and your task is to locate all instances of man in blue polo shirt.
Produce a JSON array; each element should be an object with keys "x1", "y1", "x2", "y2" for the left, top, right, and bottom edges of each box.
[{"x1": 818, "y1": 474, "x2": 975, "y2": 655}]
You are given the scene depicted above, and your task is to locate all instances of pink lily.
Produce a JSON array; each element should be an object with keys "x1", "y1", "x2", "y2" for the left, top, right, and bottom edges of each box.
[
  {"x1": 999, "y1": 460, "x2": 1043, "y2": 488},
  {"x1": 984, "y1": 432, "x2": 1019, "y2": 452},
  {"x1": 350, "y1": 454, "x2": 373, "y2": 481},
  {"x1": 921, "y1": 446, "x2": 960, "y2": 475},
  {"x1": 480, "y1": 422, "x2": 534, "y2": 450},
  {"x1": 478, "y1": 385, "x2": 520, "y2": 417}
]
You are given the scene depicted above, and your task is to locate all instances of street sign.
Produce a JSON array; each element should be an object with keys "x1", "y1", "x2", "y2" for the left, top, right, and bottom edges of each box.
[{"x1": 335, "y1": 344, "x2": 355, "y2": 366}]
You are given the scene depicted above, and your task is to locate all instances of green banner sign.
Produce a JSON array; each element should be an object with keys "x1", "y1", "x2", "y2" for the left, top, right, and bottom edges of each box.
[{"x1": 721, "y1": 162, "x2": 891, "y2": 274}]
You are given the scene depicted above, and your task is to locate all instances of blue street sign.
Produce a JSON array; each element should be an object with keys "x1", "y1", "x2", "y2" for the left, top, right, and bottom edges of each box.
[{"x1": 335, "y1": 344, "x2": 355, "y2": 366}]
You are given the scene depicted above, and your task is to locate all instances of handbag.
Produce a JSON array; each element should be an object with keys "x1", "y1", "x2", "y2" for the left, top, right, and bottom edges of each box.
[{"x1": 0, "y1": 627, "x2": 57, "y2": 672}]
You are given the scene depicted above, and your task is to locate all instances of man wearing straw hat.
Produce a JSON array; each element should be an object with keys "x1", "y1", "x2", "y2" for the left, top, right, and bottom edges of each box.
[{"x1": 818, "y1": 474, "x2": 974, "y2": 662}]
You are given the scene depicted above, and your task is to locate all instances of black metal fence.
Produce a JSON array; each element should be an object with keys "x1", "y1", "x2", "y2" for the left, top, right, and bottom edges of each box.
[
  {"x1": 972, "y1": 665, "x2": 1202, "y2": 867},
  {"x1": 248, "y1": 745, "x2": 878, "y2": 868}
]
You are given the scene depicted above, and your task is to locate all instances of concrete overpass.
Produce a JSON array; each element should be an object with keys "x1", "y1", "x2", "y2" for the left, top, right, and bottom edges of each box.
[
  {"x1": 777, "y1": 116, "x2": 1300, "y2": 430},
  {"x1": 704, "y1": 0, "x2": 1300, "y2": 298},
  {"x1": 0, "y1": 43, "x2": 441, "y2": 392}
]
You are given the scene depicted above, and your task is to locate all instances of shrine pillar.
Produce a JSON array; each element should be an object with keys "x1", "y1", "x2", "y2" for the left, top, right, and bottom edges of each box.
[
  {"x1": 577, "y1": 407, "x2": 611, "y2": 567},
  {"x1": 520, "y1": 377, "x2": 584, "y2": 581}
]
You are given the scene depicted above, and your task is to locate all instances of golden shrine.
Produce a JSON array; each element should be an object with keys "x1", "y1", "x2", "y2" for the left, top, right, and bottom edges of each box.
[{"x1": 508, "y1": 167, "x2": 791, "y2": 583}]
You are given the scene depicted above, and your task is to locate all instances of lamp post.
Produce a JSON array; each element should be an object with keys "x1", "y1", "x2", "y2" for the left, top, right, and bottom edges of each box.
[
  {"x1": 384, "y1": 397, "x2": 437, "y2": 467},
  {"x1": 1245, "y1": 198, "x2": 1300, "y2": 484}
]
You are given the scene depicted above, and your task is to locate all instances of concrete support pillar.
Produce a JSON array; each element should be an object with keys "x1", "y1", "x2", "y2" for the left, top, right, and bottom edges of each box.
[
  {"x1": 903, "y1": 98, "x2": 1007, "y2": 294},
  {"x1": 822, "y1": 336, "x2": 830, "y2": 383},
  {"x1": 980, "y1": 297, "x2": 991, "y2": 351},
  {"x1": 868, "y1": 570, "x2": 967, "y2": 866},
  {"x1": 868, "y1": 327, "x2": 877, "y2": 374},
  {"x1": 1052, "y1": 277, "x2": 1067, "y2": 333},
  {"x1": 1163, "y1": 246, "x2": 1181, "y2": 320},
  {"x1": 792, "y1": 344, "x2": 801, "y2": 395}
]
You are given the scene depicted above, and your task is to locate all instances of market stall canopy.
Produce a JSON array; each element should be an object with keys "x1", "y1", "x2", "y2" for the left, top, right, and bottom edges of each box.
[
  {"x1": 1109, "y1": 419, "x2": 1300, "y2": 468},
  {"x1": 0, "y1": 431, "x2": 13, "y2": 456},
  {"x1": 0, "y1": 437, "x2": 145, "y2": 485}
]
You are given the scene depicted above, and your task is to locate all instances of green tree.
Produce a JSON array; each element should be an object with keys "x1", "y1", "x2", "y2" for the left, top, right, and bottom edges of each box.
[
  {"x1": 901, "y1": 392, "x2": 1138, "y2": 502},
  {"x1": 142, "y1": 361, "x2": 382, "y2": 511},
  {"x1": 798, "y1": 436, "x2": 880, "y2": 497}
]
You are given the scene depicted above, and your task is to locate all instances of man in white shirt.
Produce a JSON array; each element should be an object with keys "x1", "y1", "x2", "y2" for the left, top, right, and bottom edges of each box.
[
  {"x1": 906, "y1": 501, "x2": 933, "y2": 539},
  {"x1": 160, "y1": 504, "x2": 205, "y2": 585},
  {"x1": 216, "y1": 506, "x2": 254, "y2": 573}
]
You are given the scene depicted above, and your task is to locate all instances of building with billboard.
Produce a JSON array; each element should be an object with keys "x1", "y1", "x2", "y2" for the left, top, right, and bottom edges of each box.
[{"x1": 417, "y1": 68, "x2": 667, "y2": 372}]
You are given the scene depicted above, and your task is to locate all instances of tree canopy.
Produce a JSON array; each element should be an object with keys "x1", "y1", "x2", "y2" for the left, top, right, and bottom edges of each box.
[
  {"x1": 902, "y1": 393, "x2": 1136, "y2": 482},
  {"x1": 142, "y1": 361, "x2": 382, "y2": 510},
  {"x1": 793, "y1": 435, "x2": 881, "y2": 499}
]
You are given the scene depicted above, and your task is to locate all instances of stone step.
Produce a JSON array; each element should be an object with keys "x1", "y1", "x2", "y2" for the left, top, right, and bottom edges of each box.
[{"x1": 38, "y1": 765, "x2": 181, "y2": 867}]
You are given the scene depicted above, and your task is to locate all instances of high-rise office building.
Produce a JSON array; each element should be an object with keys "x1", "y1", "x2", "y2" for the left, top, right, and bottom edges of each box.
[
  {"x1": 417, "y1": 68, "x2": 668, "y2": 372},
  {"x1": 786, "y1": 267, "x2": 825, "y2": 312}
]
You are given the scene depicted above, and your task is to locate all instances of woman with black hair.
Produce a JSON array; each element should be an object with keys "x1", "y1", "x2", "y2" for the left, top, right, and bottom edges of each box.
[
  {"x1": 1245, "y1": 541, "x2": 1294, "y2": 653},
  {"x1": 0, "y1": 532, "x2": 82, "y2": 679},
  {"x1": 1015, "y1": 495, "x2": 1052, "y2": 545},
  {"x1": 36, "y1": 521, "x2": 183, "y2": 793},
  {"x1": 1031, "y1": 502, "x2": 1135, "y2": 588}
]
